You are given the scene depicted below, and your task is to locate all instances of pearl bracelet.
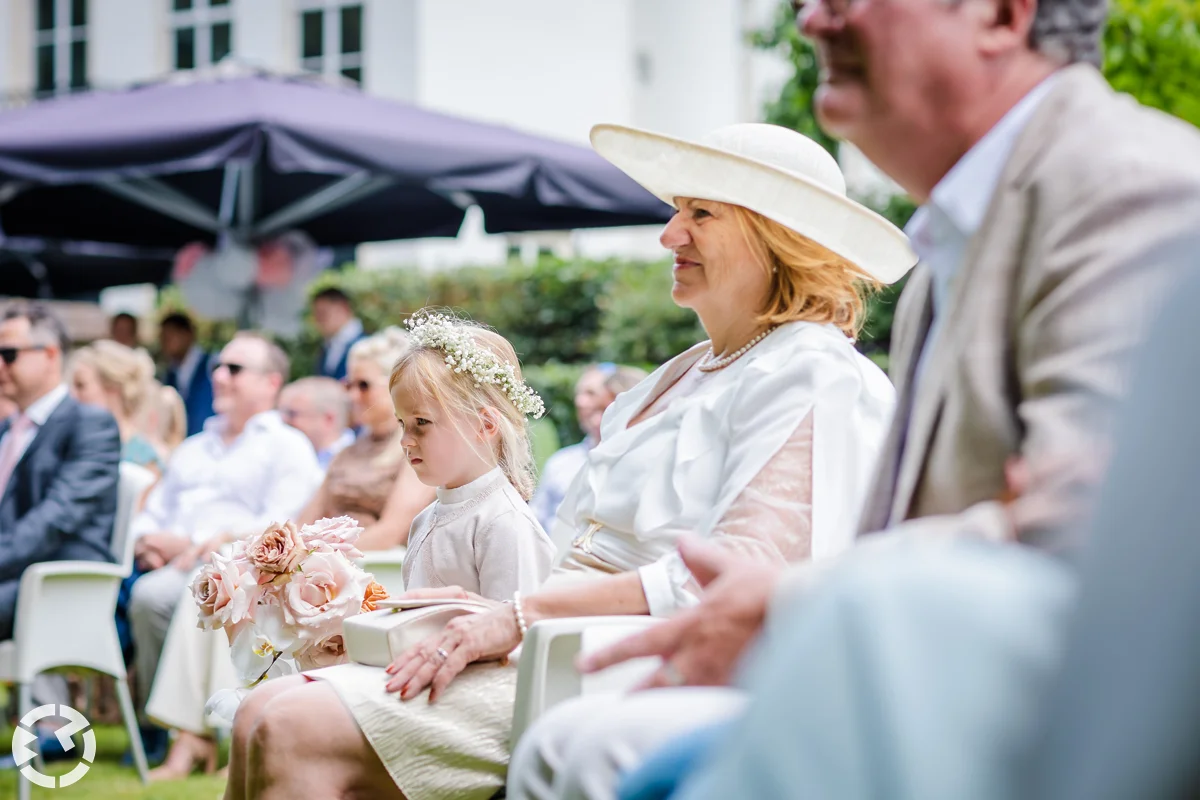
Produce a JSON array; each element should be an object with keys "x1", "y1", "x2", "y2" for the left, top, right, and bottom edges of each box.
[{"x1": 511, "y1": 591, "x2": 529, "y2": 640}]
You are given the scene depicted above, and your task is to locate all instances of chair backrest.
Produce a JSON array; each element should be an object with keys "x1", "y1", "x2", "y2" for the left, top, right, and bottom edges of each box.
[{"x1": 112, "y1": 462, "x2": 157, "y2": 572}]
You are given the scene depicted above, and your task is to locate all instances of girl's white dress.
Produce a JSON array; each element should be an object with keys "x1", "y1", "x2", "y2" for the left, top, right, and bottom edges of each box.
[{"x1": 312, "y1": 321, "x2": 896, "y2": 799}]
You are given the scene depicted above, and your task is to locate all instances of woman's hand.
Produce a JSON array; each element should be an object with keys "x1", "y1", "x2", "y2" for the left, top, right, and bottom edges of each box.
[{"x1": 384, "y1": 605, "x2": 522, "y2": 703}]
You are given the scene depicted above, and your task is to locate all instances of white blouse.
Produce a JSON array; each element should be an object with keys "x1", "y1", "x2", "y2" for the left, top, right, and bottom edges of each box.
[
  {"x1": 550, "y1": 321, "x2": 896, "y2": 617},
  {"x1": 402, "y1": 468, "x2": 555, "y2": 601}
]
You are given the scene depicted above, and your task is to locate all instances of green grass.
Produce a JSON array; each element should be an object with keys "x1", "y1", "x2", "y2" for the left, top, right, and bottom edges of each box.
[{"x1": 0, "y1": 725, "x2": 227, "y2": 800}]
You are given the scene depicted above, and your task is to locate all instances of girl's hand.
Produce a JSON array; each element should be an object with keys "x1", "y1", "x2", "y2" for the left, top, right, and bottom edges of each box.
[{"x1": 383, "y1": 605, "x2": 522, "y2": 703}]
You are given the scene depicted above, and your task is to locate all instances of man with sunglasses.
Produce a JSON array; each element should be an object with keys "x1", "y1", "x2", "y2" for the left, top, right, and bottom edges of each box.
[
  {"x1": 0, "y1": 302, "x2": 121, "y2": 766},
  {"x1": 125, "y1": 331, "x2": 322, "y2": 750}
]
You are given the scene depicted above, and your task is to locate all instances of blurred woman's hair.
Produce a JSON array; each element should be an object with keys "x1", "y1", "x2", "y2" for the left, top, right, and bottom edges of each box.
[{"x1": 68, "y1": 339, "x2": 157, "y2": 418}]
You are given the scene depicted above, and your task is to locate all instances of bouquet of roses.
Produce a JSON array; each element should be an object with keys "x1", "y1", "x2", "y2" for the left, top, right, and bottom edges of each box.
[{"x1": 191, "y1": 516, "x2": 390, "y2": 689}]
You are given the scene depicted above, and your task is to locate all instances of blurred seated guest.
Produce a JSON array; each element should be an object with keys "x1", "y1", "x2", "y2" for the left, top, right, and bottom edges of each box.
[
  {"x1": 0, "y1": 303, "x2": 120, "y2": 765},
  {"x1": 531, "y1": 364, "x2": 647, "y2": 532},
  {"x1": 158, "y1": 312, "x2": 214, "y2": 437},
  {"x1": 312, "y1": 287, "x2": 367, "y2": 382},
  {"x1": 127, "y1": 332, "x2": 322, "y2": 763},
  {"x1": 297, "y1": 327, "x2": 434, "y2": 546},
  {"x1": 110, "y1": 312, "x2": 140, "y2": 349},
  {"x1": 139, "y1": 383, "x2": 188, "y2": 468},
  {"x1": 145, "y1": 327, "x2": 432, "y2": 781},
  {"x1": 278, "y1": 376, "x2": 355, "y2": 471},
  {"x1": 69, "y1": 339, "x2": 162, "y2": 469}
]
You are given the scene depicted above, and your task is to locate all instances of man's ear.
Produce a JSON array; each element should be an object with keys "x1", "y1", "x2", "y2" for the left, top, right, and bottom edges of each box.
[{"x1": 976, "y1": 0, "x2": 1039, "y2": 57}]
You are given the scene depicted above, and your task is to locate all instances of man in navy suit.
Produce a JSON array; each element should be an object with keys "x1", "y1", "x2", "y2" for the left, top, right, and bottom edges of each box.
[
  {"x1": 312, "y1": 288, "x2": 367, "y2": 382},
  {"x1": 0, "y1": 302, "x2": 121, "y2": 639},
  {"x1": 0, "y1": 302, "x2": 121, "y2": 767},
  {"x1": 158, "y1": 312, "x2": 215, "y2": 438}
]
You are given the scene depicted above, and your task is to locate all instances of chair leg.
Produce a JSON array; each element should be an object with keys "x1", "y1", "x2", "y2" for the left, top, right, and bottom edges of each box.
[
  {"x1": 114, "y1": 678, "x2": 149, "y2": 784},
  {"x1": 15, "y1": 682, "x2": 33, "y2": 800}
]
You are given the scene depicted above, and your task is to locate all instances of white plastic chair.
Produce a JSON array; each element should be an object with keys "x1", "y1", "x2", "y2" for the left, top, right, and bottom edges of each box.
[
  {"x1": 360, "y1": 546, "x2": 406, "y2": 597},
  {"x1": 0, "y1": 462, "x2": 156, "y2": 798},
  {"x1": 510, "y1": 615, "x2": 662, "y2": 747}
]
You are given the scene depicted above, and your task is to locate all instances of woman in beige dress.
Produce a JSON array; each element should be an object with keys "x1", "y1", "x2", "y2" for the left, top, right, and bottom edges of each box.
[
  {"x1": 222, "y1": 123, "x2": 917, "y2": 799},
  {"x1": 145, "y1": 327, "x2": 434, "y2": 780}
]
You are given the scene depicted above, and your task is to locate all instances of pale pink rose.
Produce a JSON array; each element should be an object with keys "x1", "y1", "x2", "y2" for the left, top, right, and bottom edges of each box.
[
  {"x1": 192, "y1": 551, "x2": 261, "y2": 631},
  {"x1": 294, "y1": 633, "x2": 348, "y2": 670},
  {"x1": 300, "y1": 516, "x2": 365, "y2": 561},
  {"x1": 280, "y1": 550, "x2": 371, "y2": 640},
  {"x1": 246, "y1": 521, "x2": 306, "y2": 575}
]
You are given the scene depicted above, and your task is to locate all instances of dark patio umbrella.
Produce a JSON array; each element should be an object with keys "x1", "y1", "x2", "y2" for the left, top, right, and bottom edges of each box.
[
  {"x1": 1, "y1": 238, "x2": 174, "y2": 299},
  {"x1": 0, "y1": 68, "x2": 672, "y2": 249}
]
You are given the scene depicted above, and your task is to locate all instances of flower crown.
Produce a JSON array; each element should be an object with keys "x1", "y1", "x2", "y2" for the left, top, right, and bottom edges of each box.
[{"x1": 403, "y1": 311, "x2": 546, "y2": 419}]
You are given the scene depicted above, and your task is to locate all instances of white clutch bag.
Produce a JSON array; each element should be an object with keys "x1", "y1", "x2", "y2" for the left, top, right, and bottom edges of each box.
[{"x1": 342, "y1": 598, "x2": 494, "y2": 668}]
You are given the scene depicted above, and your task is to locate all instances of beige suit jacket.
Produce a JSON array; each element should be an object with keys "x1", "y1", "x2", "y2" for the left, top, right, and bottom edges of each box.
[{"x1": 849, "y1": 64, "x2": 1200, "y2": 556}]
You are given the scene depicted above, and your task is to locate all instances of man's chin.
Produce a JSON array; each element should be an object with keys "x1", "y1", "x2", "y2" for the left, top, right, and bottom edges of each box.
[{"x1": 814, "y1": 83, "x2": 867, "y2": 138}]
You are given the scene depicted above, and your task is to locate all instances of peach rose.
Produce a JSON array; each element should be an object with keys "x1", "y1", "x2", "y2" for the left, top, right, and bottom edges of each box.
[
  {"x1": 280, "y1": 550, "x2": 371, "y2": 640},
  {"x1": 294, "y1": 633, "x2": 347, "y2": 670},
  {"x1": 246, "y1": 521, "x2": 307, "y2": 575},
  {"x1": 300, "y1": 516, "x2": 365, "y2": 561},
  {"x1": 360, "y1": 581, "x2": 389, "y2": 613},
  {"x1": 192, "y1": 551, "x2": 260, "y2": 631}
]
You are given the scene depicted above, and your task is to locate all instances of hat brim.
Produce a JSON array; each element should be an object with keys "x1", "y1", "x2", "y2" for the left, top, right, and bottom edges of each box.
[{"x1": 590, "y1": 124, "x2": 917, "y2": 284}]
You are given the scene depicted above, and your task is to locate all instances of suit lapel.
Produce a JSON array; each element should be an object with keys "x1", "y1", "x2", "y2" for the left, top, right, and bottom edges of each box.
[
  {"x1": 882, "y1": 70, "x2": 1087, "y2": 525},
  {"x1": 857, "y1": 267, "x2": 933, "y2": 533}
]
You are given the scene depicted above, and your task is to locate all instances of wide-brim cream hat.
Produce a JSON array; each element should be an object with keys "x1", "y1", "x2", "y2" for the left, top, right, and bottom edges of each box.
[{"x1": 590, "y1": 122, "x2": 916, "y2": 284}]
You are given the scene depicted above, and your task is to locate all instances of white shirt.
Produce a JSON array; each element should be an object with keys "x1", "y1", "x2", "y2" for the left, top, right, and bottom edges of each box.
[
  {"x1": 0, "y1": 383, "x2": 69, "y2": 472},
  {"x1": 402, "y1": 467, "x2": 554, "y2": 600},
  {"x1": 553, "y1": 322, "x2": 895, "y2": 616},
  {"x1": 323, "y1": 318, "x2": 364, "y2": 375},
  {"x1": 131, "y1": 410, "x2": 324, "y2": 544},
  {"x1": 906, "y1": 74, "x2": 1059, "y2": 377},
  {"x1": 172, "y1": 344, "x2": 206, "y2": 400},
  {"x1": 529, "y1": 438, "x2": 595, "y2": 533}
]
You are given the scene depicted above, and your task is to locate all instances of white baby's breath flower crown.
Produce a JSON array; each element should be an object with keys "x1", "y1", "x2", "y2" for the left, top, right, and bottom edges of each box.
[{"x1": 403, "y1": 311, "x2": 546, "y2": 419}]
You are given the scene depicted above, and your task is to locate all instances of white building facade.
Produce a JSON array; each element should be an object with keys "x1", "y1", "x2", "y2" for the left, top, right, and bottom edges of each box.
[{"x1": 0, "y1": 1, "x2": 889, "y2": 270}]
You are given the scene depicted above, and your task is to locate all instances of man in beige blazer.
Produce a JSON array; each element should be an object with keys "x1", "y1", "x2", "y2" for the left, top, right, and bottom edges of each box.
[{"x1": 507, "y1": 0, "x2": 1200, "y2": 796}]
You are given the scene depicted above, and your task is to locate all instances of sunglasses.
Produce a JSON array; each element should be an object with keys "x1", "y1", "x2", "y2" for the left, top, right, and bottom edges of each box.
[
  {"x1": 0, "y1": 345, "x2": 47, "y2": 366},
  {"x1": 210, "y1": 361, "x2": 249, "y2": 377},
  {"x1": 342, "y1": 379, "x2": 372, "y2": 393}
]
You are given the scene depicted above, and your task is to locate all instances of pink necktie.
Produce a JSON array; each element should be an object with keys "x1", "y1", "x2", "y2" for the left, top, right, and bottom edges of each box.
[{"x1": 0, "y1": 414, "x2": 33, "y2": 493}]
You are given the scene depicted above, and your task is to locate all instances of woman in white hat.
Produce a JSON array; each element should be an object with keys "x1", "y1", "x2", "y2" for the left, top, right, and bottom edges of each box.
[{"x1": 224, "y1": 122, "x2": 916, "y2": 800}]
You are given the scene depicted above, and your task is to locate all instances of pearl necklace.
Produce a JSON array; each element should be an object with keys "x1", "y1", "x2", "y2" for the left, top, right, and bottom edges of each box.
[{"x1": 697, "y1": 326, "x2": 778, "y2": 373}]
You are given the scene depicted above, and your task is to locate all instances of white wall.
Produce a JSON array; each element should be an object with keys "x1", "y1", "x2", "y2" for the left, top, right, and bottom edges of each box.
[
  {"x1": 415, "y1": 0, "x2": 636, "y2": 144},
  {"x1": 90, "y1": 0, "x2": 162, "y2": 87},
  {"x1": 363, "y1": 0, "x2": 417, "y2": 102},
  {"x1": 236, "y1": 0, "x2": 291, "y2": 72}
]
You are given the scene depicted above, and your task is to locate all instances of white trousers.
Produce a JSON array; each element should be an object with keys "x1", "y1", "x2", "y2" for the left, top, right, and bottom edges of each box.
[
  {"x1": 507, "y1": 688, "x2": 746, "y2": 800},
  {"x1": 144, "y1": 579, "x2": 239, "y2": 735}
]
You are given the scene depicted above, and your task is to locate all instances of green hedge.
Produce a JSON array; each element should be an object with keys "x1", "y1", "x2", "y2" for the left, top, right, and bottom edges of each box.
[{"x1": 160, "y1": 240, "x2": 912, "y2": 446}]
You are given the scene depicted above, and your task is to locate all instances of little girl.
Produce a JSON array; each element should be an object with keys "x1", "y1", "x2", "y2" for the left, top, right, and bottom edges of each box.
[{"x1": 390, "y1": 309, "x2": 555, "y2": 599}]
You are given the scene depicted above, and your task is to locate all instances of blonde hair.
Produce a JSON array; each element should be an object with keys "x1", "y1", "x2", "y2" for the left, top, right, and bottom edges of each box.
[
  {"x1": 349, "y1": 327, "x2": 412, "y2": 468},
  {"x1": 152, "y1": 383, "x2": 187, "y2": 454},
  {"x1": 349, "y1": 326, "x2": 410, "y2": 375},
  {"x1": 731, "y1": 205, "x2": 878, "y2": 338},
  {"x1": 70, "y1": 339, "x2": 157, "y2": 418},
  {"x1": 389, "y1": 316, "x2": 536, "y2": 501}
]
